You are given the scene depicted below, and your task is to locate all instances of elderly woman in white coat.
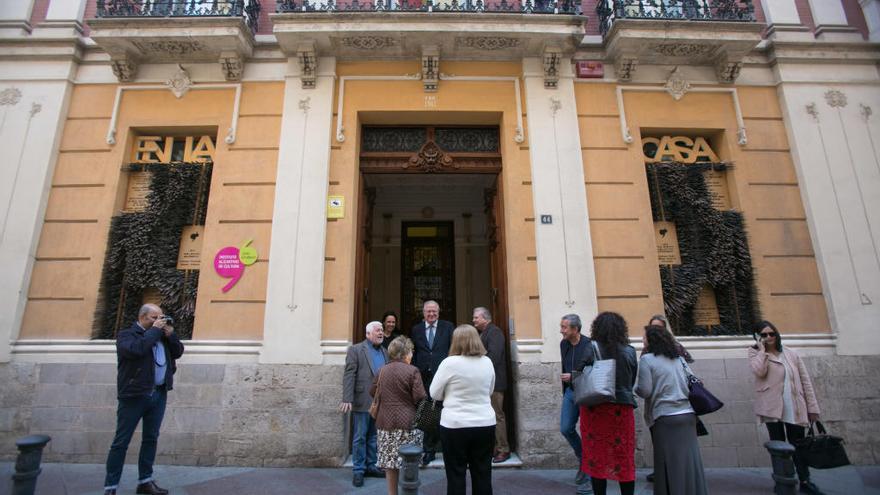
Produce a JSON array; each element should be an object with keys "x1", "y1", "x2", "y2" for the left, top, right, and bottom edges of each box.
[{"x1": 749, "y1": 320, "x2": 823, "y2": 495}]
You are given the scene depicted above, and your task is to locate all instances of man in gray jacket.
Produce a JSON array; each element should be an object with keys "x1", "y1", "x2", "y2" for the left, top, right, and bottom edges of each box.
[{"x1": 340, "y1": 321, "x2": 388, "y2": 487}]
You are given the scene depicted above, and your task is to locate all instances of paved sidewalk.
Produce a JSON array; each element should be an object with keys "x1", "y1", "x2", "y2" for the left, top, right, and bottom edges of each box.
[{"x1": 1, "y1": 463, "x2": 878, "y2": 495}]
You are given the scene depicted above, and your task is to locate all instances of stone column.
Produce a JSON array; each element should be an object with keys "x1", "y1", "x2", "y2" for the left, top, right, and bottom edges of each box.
[
  {"x1": 807, "y1": 0, "x2": 861, "y2": 40},
  {"x1": 760, "y1": 0, "x2": 810, "y2": 39},
  {"x1": 32, "y1": 0, "x2": 88, "y2": 37},
  {"x1": 0, "y1": 0, "x2": 35, "y2": 37},
  {"x1": 0, "y1": 78, "x2": 77, "y2": 362},
  {"x1": 777, "y1": 83, "x2": 880, "y2": 355},
  {"x1": 260, "y1": 58, "x2": 337, "y2": 364},
  {"x1": 859, "y1": 0, "x2": 880, "y2": 41},
  {"x1": 522, "y1": 58, "x2": 598, "y2": 362}
]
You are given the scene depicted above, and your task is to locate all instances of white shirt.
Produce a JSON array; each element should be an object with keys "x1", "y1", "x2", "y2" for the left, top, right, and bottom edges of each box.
[{"x1": 430, "y1": 355, "x2": 496, "y2": 429}]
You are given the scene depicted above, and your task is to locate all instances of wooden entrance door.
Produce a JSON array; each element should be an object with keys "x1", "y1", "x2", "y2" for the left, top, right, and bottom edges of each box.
[{"x1": 400, "y1": 221, "x2": 456, "y2": 330}]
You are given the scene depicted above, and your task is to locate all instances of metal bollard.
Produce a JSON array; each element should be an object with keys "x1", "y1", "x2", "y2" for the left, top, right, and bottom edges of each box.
[
  {"x1": 398, "y1": 443, "x2": 423, "y2": 495},
  {"x1": 12, "y1": 434, "x2": 51, "y2": 495},
  {"x1": 764, "y1": 440, "x2": 797, "y2": 495}
]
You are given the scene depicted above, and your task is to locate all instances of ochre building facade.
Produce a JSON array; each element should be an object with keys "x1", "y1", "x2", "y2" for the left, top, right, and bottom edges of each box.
[{"x1": 0, "y1": 0, "x2": 878, "y2": 468}]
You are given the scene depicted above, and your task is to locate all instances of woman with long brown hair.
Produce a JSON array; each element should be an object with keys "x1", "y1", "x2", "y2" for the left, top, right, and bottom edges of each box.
[
  {"x1": 575, "y1": 312, "x2": 638, "y2": 495},
  {"x1": 636, "y1": 325, "x2": 707, "y2": 495}
]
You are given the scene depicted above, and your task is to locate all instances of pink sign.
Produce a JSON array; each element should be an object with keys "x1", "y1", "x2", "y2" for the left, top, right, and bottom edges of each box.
[
  {"x1": 213, "y1": 240, "x2": 259, "y2": 293},
  {"x1": 214, "y1": 246, "x2": 244, "y2": 293}
]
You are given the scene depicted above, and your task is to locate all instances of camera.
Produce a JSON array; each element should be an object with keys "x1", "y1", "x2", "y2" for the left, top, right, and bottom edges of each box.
[{"x1": 162, "y1": 316, "x2": 174, "y2": 325}]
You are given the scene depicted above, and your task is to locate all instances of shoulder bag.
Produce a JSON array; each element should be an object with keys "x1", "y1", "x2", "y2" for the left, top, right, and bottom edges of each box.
[
  {"x1": 572, "y1": 341, "x2": 616, "y2": 407},
  {"x1": 413, "y1": 398, "x2": 442, "y2": 433},
  {"x1": 679, "y1": 357, "x2": 723, "y2": 416},
  {"x1": 369, "y1": 368, "x2": 383, "y2": 420},
  {"x1": 795, "y1": 421, "x2": 850, "y2": 469}
]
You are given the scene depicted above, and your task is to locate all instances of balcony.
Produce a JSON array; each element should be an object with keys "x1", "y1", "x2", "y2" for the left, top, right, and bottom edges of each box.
[
  {"x1": 88, "y1": 0, "x2": 262, "y2": 81},
  {"x1": 595, "y1": 0, "x2": 762, "y2": 83},
  {"x1": 272, "y1": 0, "x2": 585, "y2": 90},
  {"x1": 276, "y1": 0, "x2": 579, "y2": 14}
]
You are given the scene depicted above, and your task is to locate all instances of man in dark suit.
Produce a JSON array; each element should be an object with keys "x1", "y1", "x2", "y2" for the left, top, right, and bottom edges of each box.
[
  {"x1": 410, "y1": 299, "x2": 453, "y2": 466},
  {"x1": 340, "y1": 321, "x2": 388, "y2": 487},
  {"x1": 473, "y1": 306, "x2": 510, "y2": 463},
  {"x1": 103, "y1": 304, "x2": 184, "y2": 495}
]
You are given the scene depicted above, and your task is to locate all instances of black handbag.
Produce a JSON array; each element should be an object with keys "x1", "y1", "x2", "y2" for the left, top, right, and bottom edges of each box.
[
  {"x1": 795, "y1": 421, "x2": 850, "y2": 469},
  {"x1": 680, "y1": 358, "x2": 724, "y2": 416},
  {"x1": 413, "y1": 398, "x2": 442, "y2": 433}
]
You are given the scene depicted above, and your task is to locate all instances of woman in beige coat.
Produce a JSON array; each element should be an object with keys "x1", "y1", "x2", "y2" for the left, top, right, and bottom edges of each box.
[{"x1": 749, "y1": 320, "x2": 823, "y2": 495}]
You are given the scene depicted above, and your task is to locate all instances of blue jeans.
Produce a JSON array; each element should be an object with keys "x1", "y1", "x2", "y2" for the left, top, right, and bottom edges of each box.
[
  {"x1": 104, "y1": 389, "x2": 167, "y2": 489},
  {"x1": 560, "y1": 387, "x2": 582, "y2": 462},
  {"x1": 351, "y1": 411, "x2": 378, "y2": 474}
]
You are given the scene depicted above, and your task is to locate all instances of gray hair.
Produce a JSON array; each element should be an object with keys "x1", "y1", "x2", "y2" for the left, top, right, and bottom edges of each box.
[
  {"x1": 139, "y1": 304, "x2": 159, "y2": 317},
  {"x1": 387, "y1": 336, "x2": 414, "y2": 361},
  {"x1": 423, "y1": 300, "x2": 440, "y2": 310},
  {"x1": 365, "y1": 321, "x2": 383, "y2": 335},
  {"x1": 561, "y1": 313, "x2": 582, "y2": 331},
  {"x1": 473, "y1": 307, "x2": 492, "y2": 321}
]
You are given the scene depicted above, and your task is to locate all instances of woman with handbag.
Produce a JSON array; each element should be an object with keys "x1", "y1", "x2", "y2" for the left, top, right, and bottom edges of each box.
[
  {"x1": 642, "y1": 314, "x2": 700, "y2": 484},
  {"x1": 749, "y1": 320, "x2": 824, "y2": 495},
  {"x1": 430, "y1": 325, "x2": 496, "y2": 495},
  {"x1": 575, "y1": 312, "x2": 638, "y2": 495},
  {"x1": 371, "y1": 336, "x2": 426, "y2": 495},
  {"x1": 635, "y1": 325, "x2": 708, "y2": 495}
]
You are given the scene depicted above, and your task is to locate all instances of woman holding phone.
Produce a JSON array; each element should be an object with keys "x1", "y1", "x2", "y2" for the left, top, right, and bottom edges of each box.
[{"x1": 749, "y1": 320, "x2": 824, "y2": 495}]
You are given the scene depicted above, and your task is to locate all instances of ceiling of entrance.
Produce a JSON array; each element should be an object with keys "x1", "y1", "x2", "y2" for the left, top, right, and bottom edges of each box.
[{"x1": 364, "y1": 174, "x2": 497, "y2": 243}]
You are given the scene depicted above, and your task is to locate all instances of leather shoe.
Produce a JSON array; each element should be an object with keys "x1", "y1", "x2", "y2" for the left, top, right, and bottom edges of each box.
[
  {"x1": 492, "y1": 452, "x2": 511, "y2": 463},
  {"x1": 365, "y1": 468, "x2": 386, "y2": 478},
  {"x1": 421, "y1": 452, "x2": 436, "y2": 467},
  {"x1": 136, "y1": 481, "x2": 169, "y2": 495},
  {"x1": 352, "y1": 472, "x2": 364, "y2": 487},
  {"x1": 647, "y1": 472, "x2": 655, "y2": 483},
  {"x1": 800, "y1": 481, "x2": 825, "y2": 495}
]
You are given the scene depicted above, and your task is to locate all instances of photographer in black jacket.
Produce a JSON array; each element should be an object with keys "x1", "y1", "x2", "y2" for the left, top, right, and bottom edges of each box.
[{"x1": 103, "y1": 304, "x2": 184, "y2": 495}]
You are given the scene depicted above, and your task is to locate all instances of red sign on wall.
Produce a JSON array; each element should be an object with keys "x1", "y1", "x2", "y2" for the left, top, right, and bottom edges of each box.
[{"x1": 576, "y1": 61, "x2": 604, "y2": 79}]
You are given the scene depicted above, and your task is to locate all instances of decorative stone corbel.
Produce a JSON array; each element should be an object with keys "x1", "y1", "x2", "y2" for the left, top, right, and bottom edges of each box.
[
  {"x1": 219, "y1": 52, "x2": 244, "y2": 82},
  {"x1": 542, "y1": 46, "x2": 562, "y2": 89},
  {"x1": 297, "y1": 42, "x2": 317, "y2": 90},
  {"x1": 422, "y1": 46, "x2": 440, "y2": 92},
  {"x1": 615, "y1": 56, "x2": 637, "y2": 82},
  {"x1": 714, "y1": 53, "x2": 743, "y2": 84},
  {"x1": 110, "y1": 55, "x2": 138, "y2": 82}
]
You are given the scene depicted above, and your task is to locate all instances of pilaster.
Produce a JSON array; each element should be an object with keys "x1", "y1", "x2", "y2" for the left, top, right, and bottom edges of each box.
[
  {"x1": 0, "y1": 73, "x2": 76, "y2": 362},
  {"x1": 260, "y1": 57, "x2": 337, "y2": 364},
  {"x1": 522, "y1": 58, "x2": 598, "y2": 363},
  {"x1": 31, "y1": 0, "x2": 88, "y2": 37},
  {"x1": 760, "y1": 0, "x2": 812, "y2": 40},
  {"x1": 777, "y1": 81, "x2": 880, "y2": 356},
  {"x1": 0, "y1": 0, "x2": 35, "y2": 37},
  {"x1": 808, "y1": 0, "x2": 862, "y2": 40}
]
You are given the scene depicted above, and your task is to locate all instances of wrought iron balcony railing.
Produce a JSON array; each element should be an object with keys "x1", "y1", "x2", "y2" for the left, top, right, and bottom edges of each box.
[
  {"x1": 597, "y1": 0, "x2": 755, "y2": 37},
  {"x1": 96, "y1": 0, "x2": 262, "y2": 32},
  {"x1": 276, "y1": 0, "x2": 579, "y2": 15}
]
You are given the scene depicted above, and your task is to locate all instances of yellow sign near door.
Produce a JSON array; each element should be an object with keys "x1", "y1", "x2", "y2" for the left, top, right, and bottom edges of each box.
[{"x1": 327, "y1": 195, "x2": 345, "y2": 219}]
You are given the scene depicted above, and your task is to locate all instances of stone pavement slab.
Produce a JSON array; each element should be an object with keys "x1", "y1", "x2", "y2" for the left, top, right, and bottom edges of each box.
[{"x1": 1, "y1": 463, "x2": 878, "y2": 495}]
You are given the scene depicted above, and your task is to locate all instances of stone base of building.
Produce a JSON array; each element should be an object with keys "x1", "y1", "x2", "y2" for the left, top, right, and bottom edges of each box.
[{"x1": 0, "y1": 355, "x2": 878, "y2": 467}]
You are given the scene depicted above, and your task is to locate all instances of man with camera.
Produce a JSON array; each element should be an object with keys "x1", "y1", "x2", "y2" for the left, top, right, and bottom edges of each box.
[{"x1": 104, "y1": 304, "x2": 184, "y2": 495}]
